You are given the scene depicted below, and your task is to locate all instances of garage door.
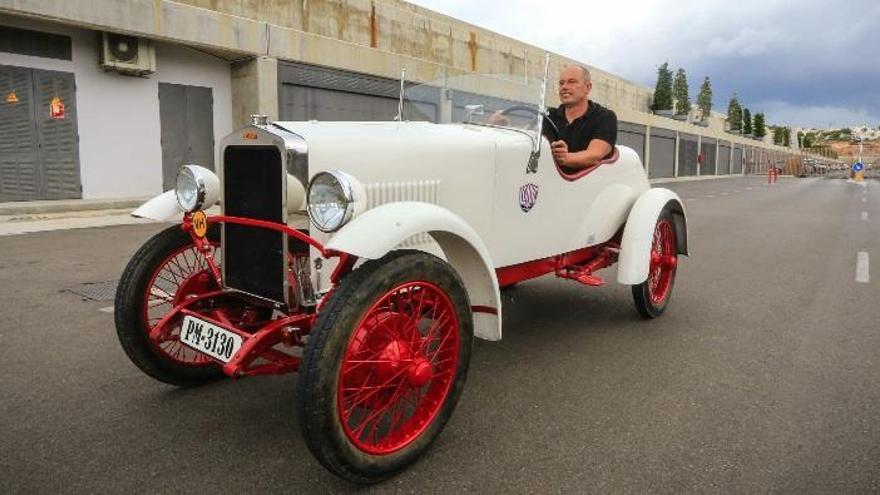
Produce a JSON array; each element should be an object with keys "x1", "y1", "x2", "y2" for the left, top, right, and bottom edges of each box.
[
  {"x1": 617, "y1": 122, "x2": 645, "y2": 165},
  {"x1": 279, "y1": 62, "x2": 437, "y2": 122},
  {"x1": 648, "y1": 128, "x2": 675, "y2": 178},
  {"x1": 700, "y1": 138, "x2": 716, "y2": 175},
  {"x1": 733, "y1": 146, "x2": 743, "y2": 174},
  {"x1": 718, "y1": 144, "x2": 731, "y2": 174},
  {"x1": 0, "y1": 64, "x2": 81, "y2": 201},
  {"x1": 679, "y1": 133, "x2": 699, "y2": 176}
]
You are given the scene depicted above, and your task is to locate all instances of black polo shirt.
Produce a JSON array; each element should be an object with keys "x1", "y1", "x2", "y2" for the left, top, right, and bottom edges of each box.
[{"x1": 546, "y1": 100, "x2": 617, "y2": 158}]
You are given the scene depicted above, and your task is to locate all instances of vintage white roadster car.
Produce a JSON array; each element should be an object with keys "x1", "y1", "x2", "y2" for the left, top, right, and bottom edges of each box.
[{"x1": 115, "y1": 69, "x2": 688, "y2": 483}]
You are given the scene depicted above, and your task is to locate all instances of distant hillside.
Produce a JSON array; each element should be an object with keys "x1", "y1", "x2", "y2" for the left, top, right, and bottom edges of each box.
[{"x1": 827, "y1": 140, "x2": 880, "y2": 163}]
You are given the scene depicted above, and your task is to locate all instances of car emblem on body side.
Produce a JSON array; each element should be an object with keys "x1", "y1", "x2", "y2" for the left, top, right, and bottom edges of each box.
[{"x1": 519, "y1": 183, "x2": 539, "y2": 212}]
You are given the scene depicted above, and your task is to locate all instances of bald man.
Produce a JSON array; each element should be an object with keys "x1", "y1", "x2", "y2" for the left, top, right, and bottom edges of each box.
[{"x1": 547, "y1": 65, "x2": 617, "y2": 172}]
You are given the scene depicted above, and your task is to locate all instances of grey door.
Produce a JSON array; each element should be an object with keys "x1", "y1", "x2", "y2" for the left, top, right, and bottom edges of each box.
[
  {"x1": 617, "y1": 122, "x2": 646, "y2": 164},
  {"x1": 679, "y1": 133, "x2": 699, "y2": 176},
  {"x1": 282, "y1": 85, "x2": 400, "y2": 121},
  {"x1": 648, "y1": 128, "x2": 675, "y2": 178},
  {"x1": 0, "y1": 65, "x2": 38, "y2": 201},
  {"x1": 278, "y1": 61, "x2": 437, "y2": 123},
  {"x1": 733, "y1": 146, "x2": 743, "y2": 174},
  {"x1": 700, "y1": 138, "x2": 717, "y2": 175},
  {"x1": 718, "y1": 144, "x2": 731, "y2": 174},
  {"x1": 159, "y1": 83, "x2": 215, "y2": 191},
  {"x1": 0, "y1": 65, "x2": 81, "y2": 201},
  {"x1": 34, "y1": 69, "x2": 81, "y2": 199}
]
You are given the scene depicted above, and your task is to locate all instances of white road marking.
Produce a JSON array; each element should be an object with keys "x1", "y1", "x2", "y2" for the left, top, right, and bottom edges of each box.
[
  {"x1": 856, "y1": 251, "x2": 870, "y2": 283},
  {"x1": 862, "y1": 211, "x2": 869, "y2": 221},
  {"x1": 99, "y1": 306, "x2": 114, "y2": 313},
  {"x1": 686, "y1": 198, "x2": 697, "y2": 202},
  {"x1": 746, "y1": 187, "x2": 753, "y2": 190},
  {"x1": 733, "y1": 190, "x2": 740, "y2": 193},
  {"x1": 705, "y1": 195, "x2": 716, "y2": 198},
  {"x1": 721, "y1": 192, "x2": 730, "y2": 196}
]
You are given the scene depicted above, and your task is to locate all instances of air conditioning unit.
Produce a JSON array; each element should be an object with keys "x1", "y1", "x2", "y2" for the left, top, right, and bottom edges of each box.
[{"x1": 99, "y1": 32, "x2": 156, "y2": 76}]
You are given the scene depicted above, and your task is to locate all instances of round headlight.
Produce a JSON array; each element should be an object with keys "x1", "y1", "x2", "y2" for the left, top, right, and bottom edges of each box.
[
  {"x1": 175, "y1": 165, "x2": 220, "y2": 213},
  {"x1": 307, "y1": 171, "x2": 357, "y2": 233}
]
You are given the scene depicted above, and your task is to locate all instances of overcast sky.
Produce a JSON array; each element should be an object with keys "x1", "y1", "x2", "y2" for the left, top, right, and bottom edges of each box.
[{"x1": 409, "y1": 0, "x2": 879, "y2": 129}]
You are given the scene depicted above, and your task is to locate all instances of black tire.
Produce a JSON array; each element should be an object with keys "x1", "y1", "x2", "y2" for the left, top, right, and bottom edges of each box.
[
  {"x1": 297, "y1": 250, "x2": 473, "y2": 484},
  {"x1": 114, "y1": 224, "x2": 224, "y2": 387},
  {"x1": 632, "y1": 209, "x2": 678, "y2": 318}
]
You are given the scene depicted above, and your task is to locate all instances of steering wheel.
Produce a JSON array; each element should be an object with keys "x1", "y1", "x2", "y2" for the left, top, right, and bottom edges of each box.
[{"x1": 500, "y1": 105, "x2": 560, "y2": 142}]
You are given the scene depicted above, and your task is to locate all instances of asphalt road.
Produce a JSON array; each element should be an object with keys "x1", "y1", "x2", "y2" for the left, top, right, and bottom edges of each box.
[{"x1": 2, "y1": 176, "x2": 878, "y2": 494}]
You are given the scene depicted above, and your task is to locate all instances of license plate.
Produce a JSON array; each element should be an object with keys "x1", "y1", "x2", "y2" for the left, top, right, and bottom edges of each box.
[{"x1": 179, "y1": 315, "x2": 243, "y2": 363}]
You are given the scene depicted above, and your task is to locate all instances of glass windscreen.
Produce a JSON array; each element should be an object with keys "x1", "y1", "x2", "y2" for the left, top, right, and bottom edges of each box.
[{"x1": 400, "y1": 73, "x2": 548, "y2": 132}]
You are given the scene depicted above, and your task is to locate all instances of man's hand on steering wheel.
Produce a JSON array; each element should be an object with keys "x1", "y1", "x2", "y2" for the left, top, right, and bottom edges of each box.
[
  {"x1": 551, "y1": 140, "x2": 569, "y2": 166},
  {"x1": 489, "y1": 105, "x2": 560, "y2": 142}
]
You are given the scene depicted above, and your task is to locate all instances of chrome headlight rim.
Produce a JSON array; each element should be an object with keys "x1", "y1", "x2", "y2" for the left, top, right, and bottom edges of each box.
[
  {"x1": 307, "y1": 170, "x2": 356, "y2": 233},
  {"x1": 175, "y1": 165, "x2": 212, "y2": 213}
]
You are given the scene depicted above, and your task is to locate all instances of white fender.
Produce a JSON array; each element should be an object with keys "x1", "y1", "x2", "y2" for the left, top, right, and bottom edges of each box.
[
  {"x1": 131, "y1": 190, "x2": 182, "y2": 221},
  {"x1": 325, "y1": 201, "x2": 502, "y2": 341},
  {"x1": 617, "y1": 188, "x2": 689, "y2": 285},
  {"x1": 131, "y1": 174, "x2": 307, "y2": 222}
]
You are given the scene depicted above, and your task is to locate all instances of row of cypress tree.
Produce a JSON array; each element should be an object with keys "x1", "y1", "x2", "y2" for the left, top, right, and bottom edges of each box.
[{"x1": 651, "y1": 62, "x2": 768, "y2": 139}]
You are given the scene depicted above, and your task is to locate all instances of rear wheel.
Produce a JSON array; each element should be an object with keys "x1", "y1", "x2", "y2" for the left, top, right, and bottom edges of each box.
[
  {"x1": 297, "y1": 251, "x2": 473, "y2": 483},
  {"x1": 632, "y1": 210, "x2": 678, "y2": 318}
]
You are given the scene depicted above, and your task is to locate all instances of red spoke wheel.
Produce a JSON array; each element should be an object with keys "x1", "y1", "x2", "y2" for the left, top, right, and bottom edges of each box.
[
  {"x1": 632, "y1": 208, "x2": 679, "y2": 318},
  {"x1": 115, "y1": 225, "x2": 225, "y2": 386},
  {"x1": 297, "y1": 251, "x2": 473, "y2": 484}
]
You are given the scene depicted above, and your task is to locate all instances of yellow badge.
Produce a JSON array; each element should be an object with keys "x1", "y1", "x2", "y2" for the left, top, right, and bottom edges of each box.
[{"x1": 191, "y1": 211, "x2": 208, "y2": 238}]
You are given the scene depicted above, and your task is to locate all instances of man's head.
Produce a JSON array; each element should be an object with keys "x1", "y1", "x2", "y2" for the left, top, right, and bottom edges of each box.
[{"x1": 558, "y1": 65, "x2": 592, "y2": 107}]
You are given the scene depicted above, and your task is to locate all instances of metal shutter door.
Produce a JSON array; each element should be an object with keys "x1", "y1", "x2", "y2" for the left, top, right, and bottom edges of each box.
[
  {"x1": 678, "y1": 133, "x2": 699, "y2": 176},
  {"x1": 649, "y1": 129, "x2": 676, "y2": 178},
  {"x1": 33, "y1": 68, "x2": 81, "y2": 199},
  {"x1": 0, "y1": 65, "x2": 39, "y2": 201},
  {"x1": 718, "y1": 144, "x2": 731, "y2": 174}
]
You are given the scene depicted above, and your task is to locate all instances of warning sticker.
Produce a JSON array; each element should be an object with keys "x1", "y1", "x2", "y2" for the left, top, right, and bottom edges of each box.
[
  {"x1": 5, "y1": 91, "x2": 18, "y2": 104},
  {"x1": 50, "y1": 96, "x2": 65, "y2": 119}
]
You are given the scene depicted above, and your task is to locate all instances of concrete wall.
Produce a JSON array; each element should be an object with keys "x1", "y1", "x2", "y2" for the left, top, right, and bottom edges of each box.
[
  {"x1": 0, "y1": 14, "x2": 232, "y2": 199},
  {"x1": 0, "y1": 0, "x2": 840, "y2": 190},
  {"x1": 0, "y1": 0, "x2": 798, "y2": 154}
]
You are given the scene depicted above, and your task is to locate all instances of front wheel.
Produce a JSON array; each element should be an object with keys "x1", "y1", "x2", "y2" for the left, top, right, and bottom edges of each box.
[
  {"x1": 114, "y1": 225, "x2": 226, "y2": 386},
  {"x1": 297, "y1": 251, "x2": 473, "y2": 484},
  {"x1": 632, "y1": 210, "x2": 679, "y2": 318}
]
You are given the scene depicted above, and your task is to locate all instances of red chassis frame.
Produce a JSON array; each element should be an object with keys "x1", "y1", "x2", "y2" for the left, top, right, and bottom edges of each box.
[{"x1": 154, "y1": 214, "x2": 619, "y2": 378}]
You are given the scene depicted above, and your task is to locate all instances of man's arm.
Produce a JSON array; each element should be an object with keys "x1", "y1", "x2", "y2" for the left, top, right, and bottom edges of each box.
[
  {"x1": 551, "y1": 139, "x2": 613, "y2": 169},
  {"x1": 551, "y1": 109, "x2": 617, "y2": 169}
]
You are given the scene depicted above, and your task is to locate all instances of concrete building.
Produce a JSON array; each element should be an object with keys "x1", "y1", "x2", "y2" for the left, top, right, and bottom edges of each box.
[{"x1": 0, "y1": 0, "x2": 826, "y2": 203}]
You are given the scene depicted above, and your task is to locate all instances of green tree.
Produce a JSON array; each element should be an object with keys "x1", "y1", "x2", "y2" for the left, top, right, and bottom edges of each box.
[
  {"x1": 772, "y1": 126, "x2": 784, "y2": 145},
  {"x1": 672, "y1": 68, "x2": 691, "y2": 116},
  {"x1": 651, "y1": 62, "x2": 673, "y2": 112},
  {"x1": 803, "y1": 132, "x2": 814, "y2": 148},
  {"x1": 697, "y1": 76, "x2": 713, "y2": 121},
  {"x1": 753, "y1": 112, "x2": 766, "y2": 138},
  {"x1": 797, "y1": 130, "x2": 804, "y2": 148},
  {"x1": 783, "y1": 127, "x2": 791, "y2": 147},
  {"x1": 742, "y1": 108, "x2": 753, "y2": 134},
  {"x1": 727, "y1": 93, "x2": 743, "y2": 132}
]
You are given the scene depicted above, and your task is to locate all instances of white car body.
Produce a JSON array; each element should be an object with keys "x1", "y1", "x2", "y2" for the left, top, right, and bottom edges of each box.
[{"x1": 136, "y1": 119, "x2": 688, "y2": 341}]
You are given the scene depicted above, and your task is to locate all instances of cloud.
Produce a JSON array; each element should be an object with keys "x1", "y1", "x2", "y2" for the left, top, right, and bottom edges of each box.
[
  {"x1": 408, "y1": 0, "x2": 880, "y2": 128},
  {"x1": 752, "y1": 101, "x2": 880, "y2": 129}
]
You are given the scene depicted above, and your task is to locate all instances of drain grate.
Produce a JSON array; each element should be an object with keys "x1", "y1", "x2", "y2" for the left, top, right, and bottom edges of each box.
[{"x1": 65, "y1": 280, "x2": 118, "y2": 301}]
